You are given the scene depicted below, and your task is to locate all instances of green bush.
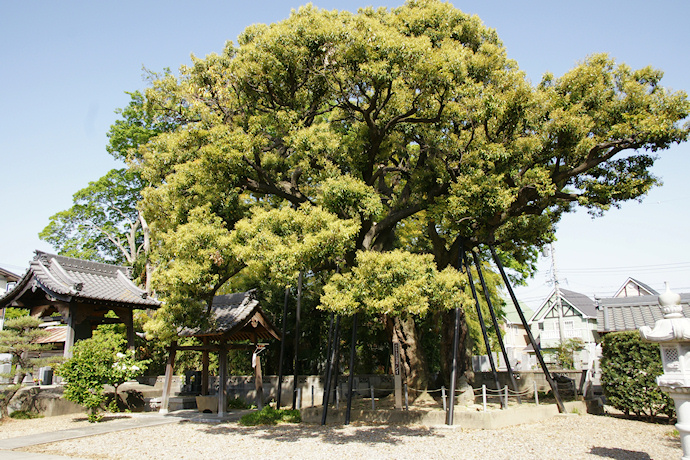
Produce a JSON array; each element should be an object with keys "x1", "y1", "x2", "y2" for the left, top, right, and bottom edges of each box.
[
  {"x1": 600, "y1": 331, "x2": 674, "y2": 420},
  {"x1": 227, "y1": 396, "x2": 253, "y2": 410},
  {"x1": 57, "y1": 330, "x2": 149, "y2": 422},
  {"x1": 239, "y1": 406, "x2": 301, "y2": 426},
  {"x1": 9, "y1": 410, "x2": 43, "y2": 419}
]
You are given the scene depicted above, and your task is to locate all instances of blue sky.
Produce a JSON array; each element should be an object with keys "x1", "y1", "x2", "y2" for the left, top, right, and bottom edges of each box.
[{"x1": 1, "y1": 1, "x2": 688, "y2": 309}]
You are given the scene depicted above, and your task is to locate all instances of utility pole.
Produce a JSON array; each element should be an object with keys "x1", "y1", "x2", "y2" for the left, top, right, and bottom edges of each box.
[{"x1": 550, "y1": 243, "x2": 566, "y2": 345}]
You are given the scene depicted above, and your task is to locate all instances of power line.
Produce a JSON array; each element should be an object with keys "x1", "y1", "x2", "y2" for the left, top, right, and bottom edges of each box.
[{"x1": 559, "y1": 262, "x2": 690, "y2": 275}]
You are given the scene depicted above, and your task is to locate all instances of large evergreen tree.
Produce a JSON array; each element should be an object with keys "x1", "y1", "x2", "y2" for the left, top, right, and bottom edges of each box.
[{"x1": 66, "y1": 1, "x2": 689, "y2": 387}]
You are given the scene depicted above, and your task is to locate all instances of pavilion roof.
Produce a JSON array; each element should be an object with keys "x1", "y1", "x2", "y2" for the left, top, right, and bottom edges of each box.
[
  {"x1": 0, "y1": 251, "x2": 160, "y2": 310},
  {"x1": 179, "y1": 290, "x2": 279, "y2": 342}
]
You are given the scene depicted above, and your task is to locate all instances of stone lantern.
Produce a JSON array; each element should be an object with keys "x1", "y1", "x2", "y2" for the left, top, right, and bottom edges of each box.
[{"x1": 640, "y1": 285, "x2": 690, "y2": 460}]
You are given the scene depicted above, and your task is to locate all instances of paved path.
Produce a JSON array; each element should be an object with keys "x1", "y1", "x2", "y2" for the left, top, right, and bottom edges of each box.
[{"x1": 1, "y1": 410, "x2": 248, "y2": 460}]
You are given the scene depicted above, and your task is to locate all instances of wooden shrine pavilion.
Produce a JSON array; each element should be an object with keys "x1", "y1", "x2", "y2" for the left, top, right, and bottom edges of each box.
[
  {"x1": 0, "y1": 251, "x2": 160, "y2": 357},
  {"x1": 159, "y1": 289, "x2": 280, "y2": 416}
]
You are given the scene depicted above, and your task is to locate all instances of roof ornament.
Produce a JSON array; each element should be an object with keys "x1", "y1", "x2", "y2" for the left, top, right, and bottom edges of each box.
[{"x1": 640, "y1": 283, "x2": 690, "y2": 341}]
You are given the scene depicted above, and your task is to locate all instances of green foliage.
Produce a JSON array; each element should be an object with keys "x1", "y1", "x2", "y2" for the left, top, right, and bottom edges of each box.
[
  {"x1": 556, "y1": 338, "x2": 585, "y2": 370},
  {"x1": 600, "y1": 331, "x2": 674, "y2": 420},
  {"x1": 108, "y1": 0, "x2": 686, "y2": 383},
  {"x1": 227, "y1": 396, "x2": 253, "y2": 410},
  {"x1": 0, "y1": 316, "x2": 61, "y2": 417},
  {"x1": 231, "y1": 204, "x2": 360, "y2": 287},
  {"x1": 320, "y1": 250, "x2": 469, "y2": 317},
  {"x1": 9, "y1": 410, "x2": 43, "y2": 419},
  {"x1": 3, "y1": 307, "x2": 28, "y2": 321},
  {"x1": 39, "y1": 168, "x2": 145, "y2": 265},
  {"x1": 239, "y1": 406, "x2": 301, "y2": 426},
  {"x1": 57, "y1": 330, "x2": 149, "y2": 422}
]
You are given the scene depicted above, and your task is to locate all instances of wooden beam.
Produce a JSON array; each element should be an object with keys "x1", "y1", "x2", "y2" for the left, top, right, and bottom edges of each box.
[{"x1": 174, "y1": 343, "x2": 268, "y2": 352}]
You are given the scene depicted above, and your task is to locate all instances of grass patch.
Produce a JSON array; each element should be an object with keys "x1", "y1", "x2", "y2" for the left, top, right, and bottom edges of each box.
[
  {"x1": 239, "y1": 406, "x2": 301, "y2": 426},
  {"x1": 9, "y1": 410, "x2": 43, "y2": 420},
  {"x1": 227, "y1": 396, "x2": 254, "y2": 410}
]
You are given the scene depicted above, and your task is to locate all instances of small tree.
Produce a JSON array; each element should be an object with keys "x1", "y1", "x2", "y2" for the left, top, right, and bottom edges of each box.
[
  {"x1": 57, "y1": 330, "x2": 149, "y2": 422},
  {"x1": 600, "y1": 331, "x2": 674, "y2": 420},
  {"x1": 0, "y1": 316, "x2": 60, "y2": 418},
  {"x1": 555, "y1": 338, "x2": 585, "y2": 370}
]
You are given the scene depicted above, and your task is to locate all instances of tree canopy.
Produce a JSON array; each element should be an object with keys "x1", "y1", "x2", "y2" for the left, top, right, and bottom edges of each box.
[
  {"x1": 43, "y1": 0, "x2": 689, "y2": 387},
  {"x1": 136, "y1": 0, "x2": 687, "y2": 317}
]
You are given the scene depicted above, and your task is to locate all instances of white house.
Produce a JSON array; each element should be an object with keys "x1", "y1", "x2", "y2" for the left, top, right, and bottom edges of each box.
[
  {"x1": 528, "y1": 288, "x2": 599, "y2": 367},
  {"x1": 0, "y1": 267, "x2": 20, "y2": 330}
]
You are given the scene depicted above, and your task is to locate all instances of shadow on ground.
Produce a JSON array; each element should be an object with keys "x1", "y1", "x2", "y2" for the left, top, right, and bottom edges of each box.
[
  {"x1": 197, "y1": 423, "x2": 443, "y2": 445},
  {"x1": 589, "y1": 446, "x2": 651, "y2": 459}
]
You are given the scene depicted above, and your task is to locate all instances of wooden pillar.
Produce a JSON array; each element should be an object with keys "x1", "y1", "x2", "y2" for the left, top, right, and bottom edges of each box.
[
  {"x1": 217, "y1": 345, "x2": 227, "y2": 418},
  {"x1": 254, "y1": 351, "x2": 264, "y2": 410},
  {"x1": 64, "y1": 305, "x2": 76, "y2": 359},
  {"x1": 125, "y1": 308, "x2": 135, "y2": 353},
  {"x1": 160, "y1": 341, "x2": 177, "y2": 414},
  {"x1": 202, "y1": 337, "x2": 209, "y2": 396}
]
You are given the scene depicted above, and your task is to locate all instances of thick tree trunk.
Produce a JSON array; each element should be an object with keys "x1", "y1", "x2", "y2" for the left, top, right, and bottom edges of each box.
[
  {"x1": 440, "y1": 309, "x2": 473, "y2": 387},
  {"x1": 385, "y1": 315, "x2": 429, "y2": 393}
]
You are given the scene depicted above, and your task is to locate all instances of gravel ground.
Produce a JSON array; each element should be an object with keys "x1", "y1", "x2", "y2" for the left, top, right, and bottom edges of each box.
[{"x1": 1, "y1": 411, "x2": 681, "y2": 459}]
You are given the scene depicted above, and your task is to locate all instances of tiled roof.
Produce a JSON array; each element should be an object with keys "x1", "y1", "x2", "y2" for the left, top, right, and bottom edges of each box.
[
  {"x1": 180, "y1": 290, "x2": 279, "y2": 341},
  {"x1": 0, "y1": 251, "x2": 160, "y2": 309},
  {"x1": 597, "y1": 293, "x2": 690, "y2": 333}
]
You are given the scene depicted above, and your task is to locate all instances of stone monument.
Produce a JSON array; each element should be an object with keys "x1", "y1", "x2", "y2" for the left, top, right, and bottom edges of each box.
[{"x1": 640, "y1": 285, "x2": 690, "y2": 460}]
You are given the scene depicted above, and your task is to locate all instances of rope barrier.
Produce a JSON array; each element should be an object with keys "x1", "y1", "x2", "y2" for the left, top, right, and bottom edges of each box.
[{"x1": 320, "y1": 379, "x2": 577, "y2": 412}]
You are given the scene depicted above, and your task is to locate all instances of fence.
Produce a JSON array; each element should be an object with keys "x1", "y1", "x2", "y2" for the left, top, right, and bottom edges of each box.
[{"x1": 305, "y1": 374, "x2": 580, "y2": 412}]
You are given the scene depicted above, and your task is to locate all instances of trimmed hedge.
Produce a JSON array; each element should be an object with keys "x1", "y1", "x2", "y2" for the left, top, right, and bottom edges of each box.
[{"x1": 600, "y1": 331, "x2": 674, "y2": 420}]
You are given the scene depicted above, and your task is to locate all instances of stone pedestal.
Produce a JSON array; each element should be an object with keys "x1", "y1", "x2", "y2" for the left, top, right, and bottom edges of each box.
[{"x1": 640, "y1": 285, "x2": 690, "y2": 460}]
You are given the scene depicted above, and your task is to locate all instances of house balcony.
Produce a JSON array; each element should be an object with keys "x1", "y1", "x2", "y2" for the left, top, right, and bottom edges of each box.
[{"x1": 539, "y1": 328, "x2": 590, "y2": 348}]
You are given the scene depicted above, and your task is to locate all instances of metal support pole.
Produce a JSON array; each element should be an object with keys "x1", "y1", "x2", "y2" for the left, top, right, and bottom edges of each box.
[
  {"x1": 535, "y1": 380, "x2": 539, "y2": 405},
  {"x1": 345, "y1": 313, "x2": 358, "y2": 425},
  {"x1": 462, "y1": 248, "x2": 503, "y2": 406},
  {"x1": 404, "y1": 384, "x2": 409, "y2": 411},
  {"x1": 504, "y1": 385, "x2": 508, "y2": 409},
  {"x1": 472, "y1": 250, "x2": 522, "y2": 403},
  {"x1": 311, "y1": 385, "x2": 314, "y2": 407},
  {"x1": 277, "y1": 287, "x2": 289, "y2": 409},
  {"x1": 489, "y1": 245, "x2": 566, "y2": 413},
  {"x1": 322, "y1": 312, "x2": 335, "y2": 406},
  {"x1": 292, "y1": 272, "x2": 303, "y2": 410},
  {"x1": 321, "y1": 315, "x2": 341, "y2": 425},
  {"x1": 482, "y1": 384, "x2": 487, "y2": 412},
  {"x1": 442, "y1": 386, "x2": 447, "y2": 412},
  {"x1": 447, "y1": 304, "x2": 462, "y2": 425},
  {"x1": 371, "y1": 385, "x2": 375, "y2": 410}
]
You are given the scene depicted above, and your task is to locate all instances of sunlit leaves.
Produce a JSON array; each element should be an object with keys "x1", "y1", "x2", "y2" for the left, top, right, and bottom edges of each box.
[
  {"x1": 231, "y1": 204, "x2": 359, "y2": 286},
  {"x1": 320, "y1": 249, "x2": 470, "y2": 316}
]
